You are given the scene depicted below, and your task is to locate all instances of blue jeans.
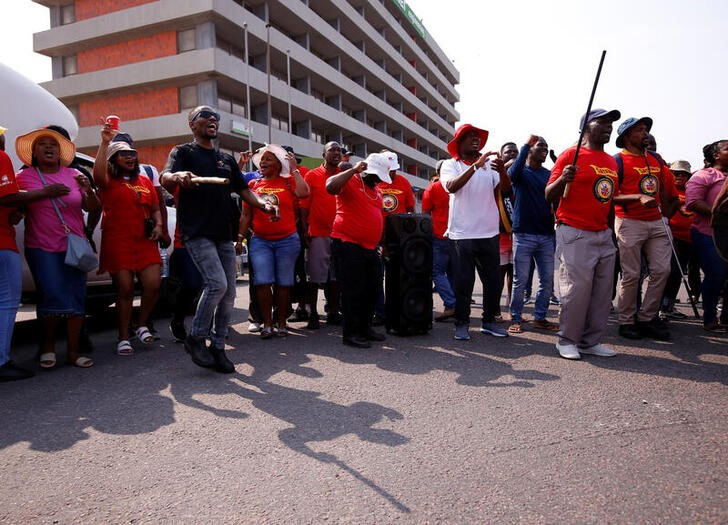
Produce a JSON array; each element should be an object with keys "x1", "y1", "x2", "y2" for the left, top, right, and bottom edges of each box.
[
  {"x1": 691, "y1": 229, "x2": 728, "y2": 324},
  {"x1": 510, "y1": 233, "x2": 555, "y2": 322},
  {"x1": 249, "y1": 233, "x2": 301, "y2": 286},
  {"x1": 185, "y1": 237, "x2": 237, "y2": 348},
  {"x1": 432, "y1": 237, "x2": 455, "y2": 309},
  {"x1": 0, "y1": 250, "x2": 21, "y2": 366}
]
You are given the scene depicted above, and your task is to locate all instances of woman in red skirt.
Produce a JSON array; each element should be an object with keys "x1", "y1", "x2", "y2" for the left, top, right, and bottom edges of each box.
[{"x1": 93, "y1": 125, "x2": 163, "y2": 355}]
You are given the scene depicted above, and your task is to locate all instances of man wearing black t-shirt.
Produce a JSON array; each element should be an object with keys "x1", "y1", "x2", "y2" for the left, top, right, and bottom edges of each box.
[{"x1": 161, "y1": 106, "x2": 274, "y2": 373}]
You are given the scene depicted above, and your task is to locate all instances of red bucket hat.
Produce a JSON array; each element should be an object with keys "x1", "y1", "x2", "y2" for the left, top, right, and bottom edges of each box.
[{"x1": 447, "y1": 124, "x2": 489, "y2": 159}]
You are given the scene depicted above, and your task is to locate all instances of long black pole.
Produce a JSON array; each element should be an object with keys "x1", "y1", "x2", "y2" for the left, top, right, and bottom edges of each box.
[{"x1": 563, "y1": 50, "x2": 607, "y2": 198}]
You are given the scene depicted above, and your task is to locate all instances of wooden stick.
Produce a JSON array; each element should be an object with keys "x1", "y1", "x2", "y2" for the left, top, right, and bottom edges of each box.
[{"x1": 193, "y1": 176, "x2": 229, "y2": 185}]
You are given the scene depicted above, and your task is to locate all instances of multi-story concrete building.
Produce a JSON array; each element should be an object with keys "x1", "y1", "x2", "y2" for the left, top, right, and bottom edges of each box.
[{"x1": 32, "y1": 0, "x2": 459, "y2": 193}]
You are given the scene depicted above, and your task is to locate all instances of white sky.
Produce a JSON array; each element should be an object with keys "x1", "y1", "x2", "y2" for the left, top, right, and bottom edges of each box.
[{"x1": 2, "y1": 0, "x2": 725, "y2": 169}]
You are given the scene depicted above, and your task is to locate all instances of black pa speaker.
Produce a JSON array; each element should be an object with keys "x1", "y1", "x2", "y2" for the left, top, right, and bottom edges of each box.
[{"x1": 384, "y1": 213, "x2": 433, "y2": 335}]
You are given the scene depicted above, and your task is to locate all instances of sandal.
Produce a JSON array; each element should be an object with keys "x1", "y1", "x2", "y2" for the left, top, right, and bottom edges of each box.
[
  {"x1": 260, "y1": 327, "x2": 273, "y2": 340},
  {"x1": 507, "y1": 322, "x2": 523, "y2": 334},
  {"x1": 135, "y1": 326, "x2": 154, "y2": 344},
  {"x1": 70, "y1": 356, "x2": 94, "y2": 368},
  {"x1": 116, "y1": 339, "x2": 134, "y2": 356},
  {"x1": 275, "y1": 325, "x2": 289, "y2": 337},
  {"x1": 40, "y1": 352, "x2": 56, "y2": 369}
]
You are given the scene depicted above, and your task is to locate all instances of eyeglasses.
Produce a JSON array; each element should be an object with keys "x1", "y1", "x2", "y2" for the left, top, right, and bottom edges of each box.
[
  {"x1": 118, "y1": 150, "x2": 137, "y2": 158},
  {"x1": 191, "y1": 109, "x2": 220, "y2": 122}
]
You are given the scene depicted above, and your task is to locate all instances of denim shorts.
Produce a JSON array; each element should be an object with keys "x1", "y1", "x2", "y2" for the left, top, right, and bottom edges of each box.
[
  {"x1": 25, "y1": 248, "x2": 86, "y2": 316},
  {"x1": 249, "y1": 233, "x2": 301, "y2": 286}
]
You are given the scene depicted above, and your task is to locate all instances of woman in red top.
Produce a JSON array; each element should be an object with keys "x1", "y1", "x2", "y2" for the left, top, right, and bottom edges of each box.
[
  {"x1": 94, "y1": 125, "x2": 163, "y2": 355},
  {"x1": 237, "y1": 145, "x2": 309, "y2": 338}
]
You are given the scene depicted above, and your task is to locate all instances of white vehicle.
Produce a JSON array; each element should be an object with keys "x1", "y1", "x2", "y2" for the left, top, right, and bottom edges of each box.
[{"x1": 0, "y1": 63, "x2": 177, "y2": 308}]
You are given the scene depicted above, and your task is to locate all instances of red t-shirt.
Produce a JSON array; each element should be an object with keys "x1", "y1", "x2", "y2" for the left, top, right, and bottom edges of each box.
[
  {"x1": 421, "y1": 179, "x2": 449, "y2": 239},
  {"x1": 0, "y1": 152, "x2": 18, "y2": 252},
  {"x1": 615, "y1": 151, "x2": 678, "y2": 221},
  {"x1": 331, "y1": 174, "x2": 384, "y2": 250},
  {"x1": 669, "y1": 188, "x2": 694, "y2": 243},
  {"x1": 549, "y1": 146, "x2": 619, "y2": 231},
  {"x1": 300, "y1": 165, "x2": 339, "y2": 237},
  {"x1": 245, "y1": 176, "x2": 297, "y2": 240},
  {"x1": 379, "y1": 174, "x2": 415, "y2": 215}
]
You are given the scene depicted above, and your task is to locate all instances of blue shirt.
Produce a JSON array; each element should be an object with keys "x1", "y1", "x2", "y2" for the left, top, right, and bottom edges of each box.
[{"x1": 507, "y1": 144, "x2": 555, "y2": 235}]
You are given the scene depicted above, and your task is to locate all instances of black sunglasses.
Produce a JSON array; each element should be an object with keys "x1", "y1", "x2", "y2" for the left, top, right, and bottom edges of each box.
[
  {"x1": 191, "y1": 109, "x2": 220, "y2": 122},
  {"x1": 118, "y1": 150, "x2": 137, "y2": 158}
]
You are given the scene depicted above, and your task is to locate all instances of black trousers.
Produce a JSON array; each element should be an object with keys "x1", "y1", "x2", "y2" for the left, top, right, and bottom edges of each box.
[
  {"x1": 452, "y1": 236, "x2": 501, "y2": 326},
  {"x1": 332, "y1": 239, "x2": 380, "y2": 339}
]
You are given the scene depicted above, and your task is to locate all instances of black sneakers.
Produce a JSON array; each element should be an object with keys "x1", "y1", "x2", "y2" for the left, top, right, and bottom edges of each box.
[
  {"x1": 619, "y1": 323, "x2": 642, "y2": 339},
  {"x1": 637, "y1": 319, "x2": 670, "y2": 341}
]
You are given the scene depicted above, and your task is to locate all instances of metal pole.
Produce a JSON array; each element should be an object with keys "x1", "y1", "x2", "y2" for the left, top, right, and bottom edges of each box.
[
  {"x1": 266, "y1": 23, "x2": 272, "y2": 144},
  {"x1": 286, "y1": 49, "x2": 292, "y2": 144},
  {"x1": 243, "y1": 22, "x2": 252, "y2": 160}
]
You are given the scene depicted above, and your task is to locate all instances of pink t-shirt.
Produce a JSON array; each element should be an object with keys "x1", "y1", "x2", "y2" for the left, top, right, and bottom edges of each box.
[
  {"x1": 16, "y1": 165, "x2": 86, "y2": 252},
  {"x1": 685, "y1": 167, "x2": 726, "y2": 236}
]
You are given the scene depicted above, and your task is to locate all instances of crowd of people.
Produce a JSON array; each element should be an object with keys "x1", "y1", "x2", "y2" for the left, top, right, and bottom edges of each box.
[{"x1": 0, "y1": 104, "x2": 726, "y2": 381}]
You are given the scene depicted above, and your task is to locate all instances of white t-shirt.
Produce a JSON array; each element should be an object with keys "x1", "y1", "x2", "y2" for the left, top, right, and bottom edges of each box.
[{"x1": 439, "y1": 158, "x2": 500, "y2": 240}]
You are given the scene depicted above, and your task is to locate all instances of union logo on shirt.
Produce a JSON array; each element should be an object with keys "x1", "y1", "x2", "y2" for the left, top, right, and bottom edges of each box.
[
  {"x1": 261, "y1": 193, "x2": 279, "y2": 206},
  {"x1": 382, "y1": 194, "x2": 399, "y2": 212},
  {"x1": 0, "y1": 175, "x2": 11, "y2": 187},
  {"x1": 639, "y1": 175, "x2": 659, "y2": 196},
  {"x1": 593, "y1": 176, "x2": 615, "y2": 203}
]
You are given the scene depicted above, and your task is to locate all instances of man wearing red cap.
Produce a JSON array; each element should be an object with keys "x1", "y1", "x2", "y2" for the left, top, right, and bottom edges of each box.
[
  {"x1": 439, "y1": 124, "x2": 511, "y2": 340},
  {"x1": 545, "y1": 108, "x2": 621, "y2": 360}
]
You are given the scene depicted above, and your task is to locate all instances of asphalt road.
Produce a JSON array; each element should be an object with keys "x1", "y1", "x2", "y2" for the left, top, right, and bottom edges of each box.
[{"x1": 1, "y1": 280, "x2": 726, "y2": 524}]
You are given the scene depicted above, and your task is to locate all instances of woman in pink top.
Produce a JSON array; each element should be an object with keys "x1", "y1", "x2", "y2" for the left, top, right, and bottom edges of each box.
[
  {"x1": 685, "y1": 139, "x2": 728, "y2": 330},
  {"x1": 15, "y1": 128, "x2": 101, "y2": 368}
]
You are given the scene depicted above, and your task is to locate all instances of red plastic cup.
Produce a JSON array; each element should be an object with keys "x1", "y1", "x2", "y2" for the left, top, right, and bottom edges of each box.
[{"x1": 105, "y1": 115, "x2": 121, "y2": 131}]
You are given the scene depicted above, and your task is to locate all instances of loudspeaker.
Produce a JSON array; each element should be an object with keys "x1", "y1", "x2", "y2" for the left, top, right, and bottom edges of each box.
[{"x1": 384, "y1": 213, "x2": 433, "y2": 335}]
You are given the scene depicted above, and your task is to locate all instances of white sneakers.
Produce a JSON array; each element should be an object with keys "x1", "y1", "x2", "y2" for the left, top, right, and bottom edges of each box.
[
  {"x1": 556, "y1": 342, "x2": 581, "y2": 360},
  {"x1": 556, "y1": 342, "x2": 617, "y2": 359},
  {"x1": 579, "y1": 344, "x2": 617, "y2": 357}
]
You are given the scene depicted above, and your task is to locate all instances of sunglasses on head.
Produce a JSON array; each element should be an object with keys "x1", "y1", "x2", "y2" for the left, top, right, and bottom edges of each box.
[{"x1": 191, "y1": 109, "x2": 220, "y2": 122}]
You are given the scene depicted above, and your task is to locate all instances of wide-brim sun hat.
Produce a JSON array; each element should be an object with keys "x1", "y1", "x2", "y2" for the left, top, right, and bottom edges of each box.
[
  {"x1": 106, "y1": 140, "x2": 137, "y2": 162},
  {"x1": 15, "y1": 128, "x2": 75, "y2": 167},
  {"x1": 252, "y1": 144, "x2": 291, "y2": 177},
  {"x1": 382, "y1": 150, "x2": 400, "y2": 171},
  {"x1": 447, "y1": 124, "x2": 489, "y2": 159},
  {"x1": 669, "y1": 159, "x2": 692, "y2": 175},
  {"x1": 363, "y1": 152, "x2": 392, "y2": 184},
  {"x1": 615, "y1": 116, "x2": 653, "y2": 148}
]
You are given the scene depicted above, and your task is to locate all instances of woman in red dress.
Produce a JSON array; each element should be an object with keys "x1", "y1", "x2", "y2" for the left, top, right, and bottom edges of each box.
[{"x1": 93, "y1": 125, "x2": 163, "y2": 355}]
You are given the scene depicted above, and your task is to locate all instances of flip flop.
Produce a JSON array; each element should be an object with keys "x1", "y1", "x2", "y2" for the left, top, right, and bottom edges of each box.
[
  {"x1": 260, "y1": 327, "x2": 273, "y2": 340},
  {"x1": 275, "y1": 325, "x2": 289, "y2": 337},
  {"x1": 117, "y1": 339, "x2": 134, "y2": 356},
  {"x1": 39, "y1": 352, "x2": 56, "y2": 369},
  {"x1": 70, "y1": 356, "x2": 94, "y2": 368},
  {"x1": 507, "y1": 322, "x2": 523, "y2": 334},
  {"x1": 134, "y1": 326, "x2": 154, "y2": 344}
]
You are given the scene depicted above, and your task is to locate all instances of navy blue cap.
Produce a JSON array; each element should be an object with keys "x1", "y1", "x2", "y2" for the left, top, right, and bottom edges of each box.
[
  {"x1": 282, "y1": 145, "x2": 302, "y2": 164},
  {"x1": 111, "y1": 132, "x2": 135, "y2": 148},
  {"x1": 579, "y1": 108, "x2": 621, "y2": 130},
  {"x1": 615, "y1": 117, "x2": 653, "y2": 148}
]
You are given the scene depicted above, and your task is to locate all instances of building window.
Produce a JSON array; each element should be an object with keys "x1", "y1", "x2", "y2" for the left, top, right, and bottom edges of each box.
[
  {"x1": 62, "y1": 55, "x2": 77, "y2": 76},
  {"x1": 311, "y1": 129, "x2": 323, "y2": 144},
  {"x1": 178, "y1": 29, "x2": 196, "y2": 53},
  {"x1": 61, "y1": 5, "x2": 75, "y2": 25},
  {"x1": 218, "y1": 95, "x2": 232, "y2": 114},
  {"x1": 179, "y1": 85, "x2": 198, "y2": 109}
]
